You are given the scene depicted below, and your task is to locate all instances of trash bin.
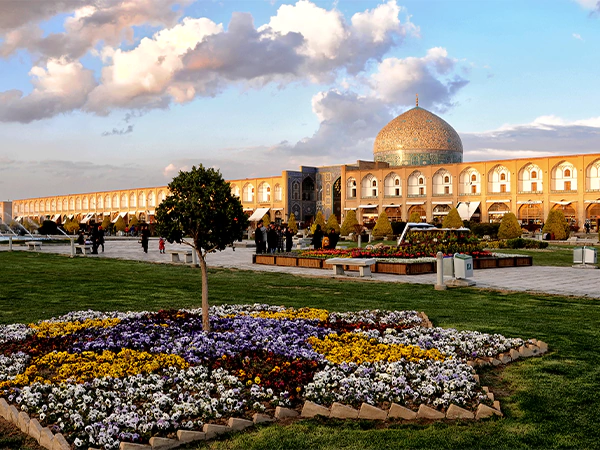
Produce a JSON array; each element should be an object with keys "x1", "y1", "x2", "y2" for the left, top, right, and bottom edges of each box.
[
  {"x1": 573, "y1": 246, "x2": 597, "y2": 265},
  {"x1": 573, "y1": 247, "x2": 583, "y2": 264},
  {"x1": 453, "y1": 253, "x2": 474, "y2": 279}
]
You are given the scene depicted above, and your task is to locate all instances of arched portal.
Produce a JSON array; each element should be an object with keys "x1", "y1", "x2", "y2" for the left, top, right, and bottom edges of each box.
[{"x1": 332, "y1": 177, "x2": 341, "y2": 222}]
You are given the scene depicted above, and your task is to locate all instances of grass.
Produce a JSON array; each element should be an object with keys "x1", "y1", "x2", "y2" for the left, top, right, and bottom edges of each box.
[
  {"x1": 491, "y1": 246, "x2": 578, "y2": 267},
  {"x1": 1, "y1": 251, "x2": 599, "y2": 449}
]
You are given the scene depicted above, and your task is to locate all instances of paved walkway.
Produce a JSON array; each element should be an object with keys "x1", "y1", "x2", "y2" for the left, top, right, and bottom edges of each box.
[{"x1": 3, "y1": 238, "x2": 599, "y2": 299}]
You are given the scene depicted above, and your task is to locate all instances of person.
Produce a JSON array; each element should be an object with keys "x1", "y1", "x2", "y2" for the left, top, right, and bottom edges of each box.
[
  {"x1": 326, "y1": 228, "x2": 339, "y2": 250},
  {"x1": 585, "y1": 221, "x2": 590, "y2": 234},
  {"x1": 98, "y1": 226, "x2": 105, "y2": 252},
  {"x1": 312, "y1": 224, "x2": 323, "y2": 250},
  {"x1": 261, "y1": 223, "x2": 268, "y2": 254},
  {"x1": 254, "y1": 224, "x2": 264, "y2": 254},
  {"x1": 285, "y1": 226, "x2": 294, "y2": 252},
  {"x1": 90, "y1": 225, "x2": 99, "y2": 254},
  {"x1": 140, "y1": 224, "x2": 150, "y2": 253},
  {"x1": 267, "y1": 223, "x2": 278, "y2": 254},
  {"x1": 158, "y1": 237, "x2": 166, "y2": 254},
  {"x1": 277, "y1": 225, "x2": 284, "y2": 253},
  {"x1": 76, "y1": 230, "x2": 85, "y2": 245}
]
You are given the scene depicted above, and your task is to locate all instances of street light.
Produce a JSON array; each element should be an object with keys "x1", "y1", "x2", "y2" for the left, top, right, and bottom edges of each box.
[{"x1": 465, "y1": 201, "x2": 470, "y2": 222}]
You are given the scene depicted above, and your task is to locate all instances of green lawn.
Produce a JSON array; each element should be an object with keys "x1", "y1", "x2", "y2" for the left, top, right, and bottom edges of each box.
[
  {"x1": 0, "y1": 252, "x2": 599, "y2": 449},
  {"x1": 491, "y1": 246, "x2": 577, "y2": 267}
]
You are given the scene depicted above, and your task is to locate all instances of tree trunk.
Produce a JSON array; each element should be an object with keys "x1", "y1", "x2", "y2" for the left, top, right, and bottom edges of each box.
[{"x1": 199, "y1": 251, "x2": 210, "y2": 332}]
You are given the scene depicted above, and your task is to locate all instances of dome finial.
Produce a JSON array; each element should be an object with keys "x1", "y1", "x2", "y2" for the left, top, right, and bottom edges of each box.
[{"x1": 416, "y1": 93, "x2": 419, "y2": 107}]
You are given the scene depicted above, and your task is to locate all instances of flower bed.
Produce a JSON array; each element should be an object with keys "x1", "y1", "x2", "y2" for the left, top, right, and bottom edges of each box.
[{"x1": 0, "y1": 305, "x2": 538, "y2": 449}]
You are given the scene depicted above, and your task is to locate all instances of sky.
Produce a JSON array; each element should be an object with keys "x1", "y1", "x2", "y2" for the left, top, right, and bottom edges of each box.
[{"x1": 0, "y1": 0, "x2": 599, "y2": 201}]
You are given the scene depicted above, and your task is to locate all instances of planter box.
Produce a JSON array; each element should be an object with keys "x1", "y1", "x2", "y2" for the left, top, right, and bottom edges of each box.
[
  {"x1": 376, "y1": 262, "x2": 410, "y2": 275},
  {"x1": 297, "y1": 258, "x2": 324, "y2": 269},
  {"x1": 276, "y1": 256, "x2": 298, "y2": 267},
  {"x1": 497, "y1": 257, "x2": 516, "y2": 267},
  {"x1": 473, "y1": 258, "x2": 498, "y2": 270},
  {"x1": 515, "y1": 256, "x2": 533, "y2": 266},
  {"x1": 255, "y1": 255, "x2": 275, "y2": 265},
  {"x1": 405, "y1": 262, "x2": 435, "y2": 275}
]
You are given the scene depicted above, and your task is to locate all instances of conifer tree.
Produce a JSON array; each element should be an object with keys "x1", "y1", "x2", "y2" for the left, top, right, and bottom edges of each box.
[
  {"x1": 325, "y1": 214, "x2": 341, "y2": 233},
  {"x1": 128, "y1": 215, "x2": 140, "y2": 229},
  {"x1": 372, "y1": 211, "x2": 393, "y2": 240},
  {"x1": 262, "y1": 213, "x2": 271, "y2": 228},
  {"x1": 115, "y1": 215, "x2": 127, "y2": 233},
  {"x1": 409, "y1": 211, "x2": 421, "y2": 223},
  {"x1": 287, "y1": 213, "x2": 298, "y2": 234},
  {"x1": 310, "y1": 211, "x2": 326, "y2": 234},
  {"x1": 63, "y1": 217, "x2": 80, "y2": 234},
  {"x1": 101, "y1": 216, "x2": 111, "y2": 230},
  {"x1": 498, "y1": 212, "x2": 522, "y2": 239},
  {"x1": 543, "y1": 209, "x2": 570, "y2": 240},
  {"x1": 443, "y1": 208, "x2": 464, "y2": 229},
  {"x1": 340, "y1": 210, "x2": 359, "y2": 236}
]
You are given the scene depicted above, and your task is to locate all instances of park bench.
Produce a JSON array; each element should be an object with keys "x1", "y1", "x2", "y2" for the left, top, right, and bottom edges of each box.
[
  {"x1": 168, "y1": 249, "x2": 193, "y2": 263},
  {"x1": 324, "y1": 257, "x2": 376, "y2": 277},
  {"x1": 25, "y1": 241, "x2": 42, "y2": 251},
  {"x1": 75, "y1": 244, "x2": 93, "y2": 255}
]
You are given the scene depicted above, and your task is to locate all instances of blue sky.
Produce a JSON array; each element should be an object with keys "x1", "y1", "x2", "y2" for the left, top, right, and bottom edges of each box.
[{"x1": 0, "y1": 0, "x2": 599, "y2": 201}]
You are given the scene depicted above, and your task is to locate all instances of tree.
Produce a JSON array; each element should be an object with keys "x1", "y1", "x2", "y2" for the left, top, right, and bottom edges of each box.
[
  {"x1": 114, "y1": 216, "x2": 127, "y2": 233},
  {"x1": 260, "y1": 213, "x2": 270, "y2": 228},
  {"x1": 443, "y1": 208, "x2": 464, "y2": 229},
  {"x1": 340, "y1": 210, "x2": 358, "y2": 236},
  {"x1": 38, "y1": 220, "x2": 58, "y2": 235},
  {"x1": 543, "y1": 209, "x2": 570, "y2": 240},
  {"x1": 64, "y1": 217, "x2": 79, "y2": 234},
  {"x1": 288, "y1": 213, "x2": 298, "y2": 234},
  {"x1": 372, "y1": 211, "x2": 393, "y2": 240},
  {"x1": 325, "y1": 214, "x2": 340, "y2": 234},
  {"x1": 156, "y1": 164, "x2": 248, "y2": 331},
  {"x1": 498, "y1": 212, "x2": 522, "y2": 239},
  {"x1": 101, "y1": 216, "x2": 111, "y2": 231},
  {"x1": 129, "y1": 215, "x2": 140, "y2": 229},
  {"x1": 310, "y1": 211, "x2": 326, "y2": 234},
  {"x1": 409, "y1": 211, "x2": 421, "y2": 223}
]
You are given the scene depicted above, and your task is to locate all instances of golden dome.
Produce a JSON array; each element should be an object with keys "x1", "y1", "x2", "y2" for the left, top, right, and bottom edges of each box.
[{"x1": 373, "y1": 106, "x2": 463, "y2": 166}]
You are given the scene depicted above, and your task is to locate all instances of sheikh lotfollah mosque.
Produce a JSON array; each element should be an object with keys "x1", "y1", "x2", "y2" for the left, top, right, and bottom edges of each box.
[{"x1": 5, "y1": 99, "x2": 600, "y2": 230}]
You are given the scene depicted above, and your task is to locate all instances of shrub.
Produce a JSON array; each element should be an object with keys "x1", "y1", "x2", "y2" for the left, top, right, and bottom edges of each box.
[
  {"x1": 64, "y1": 218, "x2": 79, "y2": 235},
  {"x1": 391, "y1": 221, "x2": 407, "y2": 236},
  {"x1": 372, "y1": 212, "x2": 393, "y2": 240},
  {"x1": 38, "y1": 220, "x2": 58, "y2": 235},
  {"x1": 310, "y1": 211, "x2": 326, "y2": 234},
  {"x1": 409, "y1": 211, "x2": 421, "y2": 223},
  {"x1": 101, "y1": 216, "x2": 111, "y2": 230},
  {"x1": 325, "y1": 214, "x2": 340, "y2": 234},
  {"x1": 505, "y1": 238, "x2": 549, "y2": 249},
  {"x1": 114, "y1": 216, "x2": 127, "y2": 233},
  {"x1": 543, "y1": 210, "x2": 570, "y2": 240},
  {"x1": 470, "y1": 222, "x2": 501, "y2": 239},
  {"x1": 288, "y1": 213, "x2": 298, "y2": 234},
  {"x1": 442, "y1": 208, "x2": 464, "y2": 229},
  {"x1": 340, "y1": 210, "x2": 359, "y2": 236},
  {"x1": 129, "y1": 215, "x2": 140, "y2": 229},
  {"x1": 498, "y1": 213, "x2": 522, "y2": 239},
  {"x1": 262, "y1": 214, "x2": 271, "y2": 228}
]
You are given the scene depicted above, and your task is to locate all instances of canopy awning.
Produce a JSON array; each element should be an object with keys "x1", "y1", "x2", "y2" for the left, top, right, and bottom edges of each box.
[
  {"x1": 486, "y1": 199, "x2": 510, "y2": 203},
  {"x1": 584, "y1": 200, "x2": 600, "y2": 204},
  {"x1": 81, "y1": 213, "x2": 95, "y2": 224},
  {"x1": 551, "y1": 200, "x2": 572, "y2": 205},
  {"x1": 456, "y1": 201, "x2": 481, "y2": 221},
  {"x1": 432, "y1": 201, "x2": 453, "y2": 205},
  {"x1": 358, "y1": 204, "x2": 378, "y2": 209},
  {"x1": 51, "y1": 214, "x2": 61, "y2": 221},
  {"x1": 111, "y1": 211, "x2": 127, "y2": 223},
  {"x1": 248, "y1": 207, "x2": 270, "y2": 222},
  {"x1": 67, "y1": 214, "x2": 74, "y2": 220},
  {"x1": 406, "y1": 201, "x2": 425, "y2": 205},
  {"x1": 517, "y1": 200, "x2": 543, "y2": 205},
  {"x1": 489, "y1": 210, "x2": 510, "y2": 214},
  {"x1": 343, "y1": 207, "x2": 357, "y2": 210},
  {"x1": 383, "y1": 204, "x2": 401, "y2": 208}
]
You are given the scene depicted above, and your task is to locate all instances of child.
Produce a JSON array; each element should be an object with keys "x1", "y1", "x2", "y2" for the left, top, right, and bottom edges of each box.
[{"x1": 158, "y1": 237, "x2": 166, "y2": 254}]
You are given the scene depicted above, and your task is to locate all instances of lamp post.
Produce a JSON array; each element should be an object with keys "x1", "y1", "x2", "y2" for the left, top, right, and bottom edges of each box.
[{"x1": 465, "y1": 201, "x2": 470, "y2": 223}]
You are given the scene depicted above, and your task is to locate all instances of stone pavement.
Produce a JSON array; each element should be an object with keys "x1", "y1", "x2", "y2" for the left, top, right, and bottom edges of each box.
[{"x1": 3, "y1": 238, "x2": 600, "y2": 299}]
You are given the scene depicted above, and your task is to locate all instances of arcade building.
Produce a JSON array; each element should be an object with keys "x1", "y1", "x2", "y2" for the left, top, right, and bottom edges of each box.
[{"x1": 8, "y1": 101, "x2": 600, "y2": 231}]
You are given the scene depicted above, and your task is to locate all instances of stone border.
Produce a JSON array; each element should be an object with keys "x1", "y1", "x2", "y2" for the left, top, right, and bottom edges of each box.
[{"x1": 0, "y1": 313, "x2": 549, "y2": 450}]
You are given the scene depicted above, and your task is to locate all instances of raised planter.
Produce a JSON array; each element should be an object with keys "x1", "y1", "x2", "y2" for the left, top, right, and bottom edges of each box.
[
  {"x1": 297, "y1": 258, "x2": 324, "y2": 269},
  {"x1": 254, "y1": 254, "x2": 275, "y2": 265},
  {"x1": 473, "y1": 258, "x2": 498, "y2": 270},
  {"x1": 376, "y1": 262, "x2": 411, "y2": 275},
  {"x1": 276, "y1": 256, "x2": 298, "y2": 267},
  {"x1": 404, "y1": 261, "x2": 435, "y2": 275},
  {"x1": 515, "y1": 256, "x2": 533, "y2": 266},
  {"x1": 498, "y1": 257, "x2": 516, "y2": 267}
]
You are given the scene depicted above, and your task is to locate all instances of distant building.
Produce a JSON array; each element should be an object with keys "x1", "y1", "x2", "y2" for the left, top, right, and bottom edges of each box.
[{"x1": 8, "y1": 100, "x2": 600, "y2": 230}]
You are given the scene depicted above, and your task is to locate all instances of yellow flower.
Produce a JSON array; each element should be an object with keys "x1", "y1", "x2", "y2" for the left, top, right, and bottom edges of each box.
[{"x1": 254, "y1": 376, "x2": 261, "y2": 384}]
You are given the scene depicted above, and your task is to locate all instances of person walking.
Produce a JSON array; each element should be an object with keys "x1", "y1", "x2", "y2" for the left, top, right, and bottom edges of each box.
[
  {"x1": 158, "y1": 237, "x2": 166, "y2": 254},
  {"x1": 140, "y1": 224, "x2": 150, "y2": 253},
  {"x1": 98, "y1": 226, "x2": 105, "y2": 252}
]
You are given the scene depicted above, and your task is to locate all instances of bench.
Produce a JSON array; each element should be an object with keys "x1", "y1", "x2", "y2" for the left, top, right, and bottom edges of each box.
[
  {"x1": 168, "y1": 249, "x2": 193, "y2": 263},
  {"x1": 25, "y1": 241, "x2": 42, "y2": 251},
  {"x1": 324, "y1": 257, "x2": 376, "y2": 277},
  {"x1": 75, "y1": 244, "x2": 93, "y2": 255}
]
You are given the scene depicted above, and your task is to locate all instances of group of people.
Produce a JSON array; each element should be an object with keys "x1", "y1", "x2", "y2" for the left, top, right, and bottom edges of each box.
[
  {"x1": 77, "y1": 224, "x2": 105, "y2": 254},
  {"x1": 311, "y1": 224, "x2": 340, "y2": 250},
  {"x1": 254, "y1": 223, "x2": 295, "y2": 254}
]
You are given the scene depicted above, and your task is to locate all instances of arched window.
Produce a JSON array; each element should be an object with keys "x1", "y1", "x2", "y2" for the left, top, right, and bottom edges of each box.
[
  {"x1": 98, "y1": 196, "x2": 103, "y2": 209},
  {"x1": 471, "y1": 174, "x2": 477, "y2": 182},
  {"x1": 243, "y1": 184, "x2": 254, "y2": 202},
  {"x1": 158, "y1": 191, "x2": 166, "y2": 204},
  {"x1": 274, "y1": 184, "x2": 282, "y2": 202},
  {"x1": 258, "y1": 182, "x2": 271, "y2": 202},
  {"x1": 138, "y1": 193, "x2": 145, "y2": 208},
  {"x1": 500, "y1": 173, "x2": 506, "y2": 181},
  {"x1": 444, "y1": 176, "x2": 450, "y2": 183},
  {"x1": 292, "y1": 181, "x2": 300, "y2": 200},
  {"x1": 130, "y1": 193, "x2": 136, "y2": 208},
  {"x1": 347, "y1": 178, "x2": 357, "y2": 198},
  {"x1": 418, "y1": 177, "x2": 424, "y2": 185},
  {"x1": 565, "y1": 169, "x2": 571, "y2": 177},
  {"x1": 112, "y1": 194, "x2": 119, "y2": 209},
  {"x1": 384, "y1": 173, "x2": 401, "y2": 197},
  {"x1": 121, "y1": 194, "x2": 128, "y2": 209},
  {"x1": 231, "y1": 184, "x2": 240, "y2": 198},
  {"x1": 147, "y1": 192, "x2": 155, "y2": 207},
  {"x1": 531, "y1": 171, "x2": 537, "y2": 179},
  {"x1": 361, "y1": 174, "x2": 377, "y2": 198}
]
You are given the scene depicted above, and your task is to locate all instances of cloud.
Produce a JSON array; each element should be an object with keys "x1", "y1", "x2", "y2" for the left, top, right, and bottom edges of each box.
[
  {"x1": 461, "y1": 115, "x2": 600, "y2": 161},
  {"x1": 102, "y1": 125, "x2": 134, "y2": 136},
  {"x1": 573, "y1": 0, "x2": 600, "y2": 10},
  {"x1": 0, "y1": 0, "x2": 89, "y2": 32},
  {"x1": 0, "y1": 0, "x2": 191, "y2": 59},
  {"x1": 0, "y1": 57, "x2": 97, "y2": 123},
  {"x1": 573, "y1": 33, "x2": 584, "y2": 41}
]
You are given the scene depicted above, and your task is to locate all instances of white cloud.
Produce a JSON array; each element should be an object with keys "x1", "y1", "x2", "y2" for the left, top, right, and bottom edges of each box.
[
  {"x1": 573, "y1": 0, "x2": 600, "y2": 10},
  {"x1": 572, "y1": 33, "x2": 584, "y2": 41},
  {"x1": 0, "y1": 57, "x2": 97, "y2": 123}
]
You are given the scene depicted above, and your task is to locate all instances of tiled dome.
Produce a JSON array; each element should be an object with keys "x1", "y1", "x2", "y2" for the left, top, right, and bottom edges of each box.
[{"x1": 373, "y1": 105, "x2": 463, "y2": 167}]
